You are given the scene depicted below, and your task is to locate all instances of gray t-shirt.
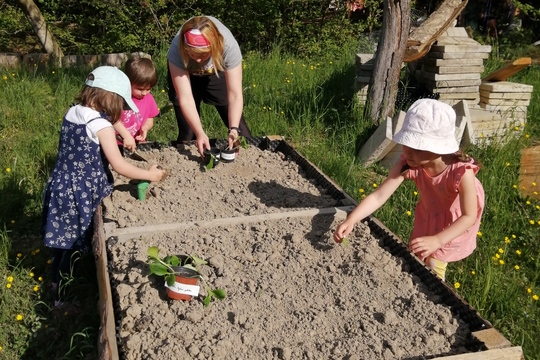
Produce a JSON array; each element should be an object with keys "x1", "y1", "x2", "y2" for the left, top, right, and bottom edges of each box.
[{"x1": 167, "y1": 16, "x2": 242, "y2": 76}]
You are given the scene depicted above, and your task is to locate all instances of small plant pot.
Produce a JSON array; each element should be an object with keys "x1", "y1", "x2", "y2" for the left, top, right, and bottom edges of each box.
[
  {"x1": 203, "y1": 147, "x2": 220, "y2": 168},
  {"x1": 220, "y1": 148, "x2": 237, "y2": 163},
  {"x1": 137, "y1": 181, "x2": 150, "y2": 201},
  {"x1": 165, "y1": 266, "x2": 200, "y2": 301}
]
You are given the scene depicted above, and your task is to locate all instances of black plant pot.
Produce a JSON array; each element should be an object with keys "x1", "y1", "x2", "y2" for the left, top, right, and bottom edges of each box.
[
  {"x1": 203, "y1": 147, "x2": 221, "y2": 168},
  {"x1": 220, "y1": 148, "x2": 237, "y2": 163}
]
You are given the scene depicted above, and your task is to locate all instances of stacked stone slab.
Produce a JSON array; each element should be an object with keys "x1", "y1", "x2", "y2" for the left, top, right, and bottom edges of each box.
[
  {"x1": 355, "y1": 54, "x2": 375, "y2": 105},
  {"x1": 414, "y1": 27, "x2": 491, "y2": 106},
  {"x1": 479, "y1": 81, "x2": 533, "y2": 128}
]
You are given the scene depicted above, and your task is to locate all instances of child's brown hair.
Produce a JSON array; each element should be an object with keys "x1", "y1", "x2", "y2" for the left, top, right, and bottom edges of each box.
[{"x1": 125, "y1": 56, "x2": 158, "y2": 88}]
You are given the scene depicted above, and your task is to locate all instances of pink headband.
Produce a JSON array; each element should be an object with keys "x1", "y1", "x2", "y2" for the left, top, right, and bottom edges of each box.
[{"x1": 184, "y1": 29, "x2": 211, "y2": 48}]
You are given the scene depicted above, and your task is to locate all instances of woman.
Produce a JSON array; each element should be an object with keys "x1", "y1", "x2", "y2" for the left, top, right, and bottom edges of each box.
[{"x1": 167, "y1": 16, "x2": 251, "y2": 156}]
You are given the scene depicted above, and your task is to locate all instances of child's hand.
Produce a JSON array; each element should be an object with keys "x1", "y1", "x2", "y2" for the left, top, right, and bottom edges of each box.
[
  {"x1": 333, "y1": 222, "x2": 353, "y2": 243},
  {"x1": 148, "y1": 164, "x2": 166, "y2": 182},
  {"x1": 123, "y1": 134, "x2": 136, "y2": 153},
  {"x1": 409, "y1": 235, "x2": 442, "y2": 261},
  {"x1": 135, "y1": 129, "x2": 147, "y2": 142}
]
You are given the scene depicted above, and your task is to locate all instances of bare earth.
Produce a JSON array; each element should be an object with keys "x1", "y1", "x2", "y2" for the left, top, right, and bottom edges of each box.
[{"x1": 103, "y1": 143, "x2": 473, "y2": 360}]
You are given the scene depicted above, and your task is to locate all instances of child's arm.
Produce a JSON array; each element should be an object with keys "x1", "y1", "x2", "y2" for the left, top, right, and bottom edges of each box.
[
  {"x1": 97, "y1": 127, "x2": 165, "y2": 181},
  {"x1": 334, "y1": 161, "x2": 405, "y2": 243},
  {"x1": 136, "y1": 118, "x2": 154, "y2": 142},
  {"x1": 113, "y1": 121, "x2": 136, "y2": 153},
  {"x1": 409, "y1": 168, "x2": 478, "y2": 260}
]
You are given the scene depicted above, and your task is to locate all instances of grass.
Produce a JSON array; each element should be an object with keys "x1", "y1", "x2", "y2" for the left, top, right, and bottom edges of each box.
[{"x1": 1, "y1": 40, "x2": 540, "y2": 359}]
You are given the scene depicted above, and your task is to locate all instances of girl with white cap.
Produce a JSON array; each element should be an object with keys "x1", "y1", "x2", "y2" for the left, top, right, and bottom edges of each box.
[
  {"x1": 334, "y1": 99, "x2": 484, "y2": 280},
  {"x1": 42, "y1": 66, "x2": 166, "y2": 312}
]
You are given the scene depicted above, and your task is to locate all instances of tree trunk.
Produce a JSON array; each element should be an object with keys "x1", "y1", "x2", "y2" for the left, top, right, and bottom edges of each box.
[
  {"x1": 17, "y1": 0, "x2": 64, "y2": 67},
  {"x1": 364, "y1": 0, "x2": 411, "y2": 125}
]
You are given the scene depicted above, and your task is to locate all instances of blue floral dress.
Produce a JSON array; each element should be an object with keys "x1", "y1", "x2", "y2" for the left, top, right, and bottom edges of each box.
[{"x1": 42, "y1": 105, "x2": 114, "y2": 252}]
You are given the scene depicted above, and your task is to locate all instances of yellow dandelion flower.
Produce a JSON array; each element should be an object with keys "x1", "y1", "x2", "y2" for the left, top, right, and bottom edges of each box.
[
  {"x1": 329, "y1": 61, "x2": 333, "y2": 64},
  {"x1": 286, "y1": 79, "x2": 290, "y2": 83},
  {"x1": 495, "y1": 253, "x2": 500, "y2": 259},
  {"x1": 33, "y1": 285, "x2": 39, "y2": 292},
  {"x1": 529, "y1": 220, "x2": 535, "y2": 225},
  {"x1": 7, "y1": 276, "x2": 13, "y2": 282},
  {"x1": 454, "y1": 282, "x2": 460, "y2": 289},
  {"x1": 516, "y1": 250, "x2": 521, "y2": 255},
  {"x1": 6, "y1": 283, "x2": 11, "y2": 289},
  {"x1": 504, "y1": 236, "x2": 510, "y2": 243},
  {"x1": 359, "y1": 189, "x2": 364, "y2": 193},
  {"x1": 499, "y1": 259, "x2": 505, "y2": 265},
  {"x1": 514, "y1": 126, "x2": 519, "y2": 131},
  {"x1": 361, "y1": 194, "x2": 366, "y2": 199},
  {"x1": 252, "y1": 84, "x2": 256, "y2": 87},
  {"x1": 527, "y1": 288, "x2": 532, "y2": 293},
  {"x1": 414, "y1": 191, "x2": 418, "y2": 196},
  {"x1": 372, "y1": 183, "x2": 378, "y2": 188},
  {"x1": 17, "y1": 253, "x2": 22, "y2": 258},
  {"x1": 38, "y1": 276, "x2": 43, "y2": 281},
  {"x1": 406, "y1": 211, "x2": 412, "y2": 216},
  {"x1": 514, "y1": 265, "x2": 520, "y2": 270},
  {"x1": 533, "y1": 182, "x2": 537, "y2": 186},
  {"x1": 6, "y1": 168, "x2": 10, "y2": 173},
  {"x1": 0, "y1": 345, "x2": 2, "y2": 351},
  {"x1": 29, "y1": 272, "x2": 34, "y2": 277},
  {"x1": 2, "y1": 75, "x2": 7, "y2": 80},
  {"x1": 263, "y1": 106, "x2": 266, "y2": 110},
  {"x1": 505, "y1": 162, "x2": 510, "y2": 166},
  {"x1": 471, "y1": 270, "x2": 476, "y2": 275},
  {"x1": 16, "y1": 314, "x2": 22, "y2": 321},
  {"x1": 47, "y1": 259, "x2": 52, "y2": 264},
  {"x1": 513, "y1": 184, "x2": 517, "y2": 189},
  {"x1": 535, "y1": 192, "x2": 539, "y2": 196},
  {"x1": 498, "y1": 248, "x2": 504, "y2": 254},
  {"x1": 269, "y1": 107, "x2": 272, "y2": 111},
  {"x1": 280, "y1": 111, "x2": 284, "y2": 115},
  {"x1": 527, "y1": 201, "x2": 531, "y2": 205},
  {"x1": 52, "y1": 71, "x2": 55, "y2": 74},
  {"x1": 11, "y1": 220, "x2": 14, "y2": 224},
  {"x1": 512, "y1": 234, "x2": 516, "y2": 239},
  {"x1": 161, "y1": 89, "x2": 165, "y2": 93},
  {"x1": 477, "y1": 231, "x2": 482, "y2": 237},
  {"x1": 534, "y1": 295, "x2": 539, "y2": 301},
  {"x1": 525, "y1": 133, "x2": 530, "y2": 138}
]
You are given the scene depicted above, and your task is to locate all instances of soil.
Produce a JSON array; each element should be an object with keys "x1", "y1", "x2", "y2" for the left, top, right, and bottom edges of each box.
[{"x1": 103, "y1": 143, "x2": 475, "y2": 360}]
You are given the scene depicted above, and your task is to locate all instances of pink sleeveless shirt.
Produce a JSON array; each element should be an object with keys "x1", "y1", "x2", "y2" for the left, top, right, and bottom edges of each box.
[{"x1": 401, "y1": 154, "x2": 485, "y2": 262}]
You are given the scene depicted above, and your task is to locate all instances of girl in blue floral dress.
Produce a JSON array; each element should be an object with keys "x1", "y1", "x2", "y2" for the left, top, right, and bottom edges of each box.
[{"x1": 42, "y1": 66, "x2": 166, "y2": 309}]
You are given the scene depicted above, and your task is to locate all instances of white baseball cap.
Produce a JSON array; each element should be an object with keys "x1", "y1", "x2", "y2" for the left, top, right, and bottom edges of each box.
[
  {"x1": 85, "y1": 66, "x2": 139, "y2": 112},
  {"x1": 393, "y1": 98, "x2": 458, "y2": 154}
]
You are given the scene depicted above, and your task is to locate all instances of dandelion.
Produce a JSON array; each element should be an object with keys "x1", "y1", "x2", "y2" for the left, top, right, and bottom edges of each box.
[
  {"x1": 471, "y1": 270, "x2": 476, "y2": 275},
  {"x1": 477, "y1": 231, "x2": 482, "y2": 237},
  {"x1": 329, "y1": 61, "x2": 333, "y2": 64},
  {"x1": 5, "y1": 168, "x2": 10, "y2": 173},
  {"x1": 505, "y1": 236, "x2": 510, "y2": 243},
  {"x1": 7, "y1": 276, "x2": 13, "y2": 282},
  {"x1": 38, "y1": 276, "x2": 43, "y2": 281},
  {"x1": 414, "y1": 191, "x2": 418, "y2": 196},
  {"x1": 2, "y1": 75, "x2": 7, "y2": 80},
  {"x1": 499, "y1": 259, "x2": 505, "y2": 265},
  {"x1": 505, "y1": 162, "x2": 510, "y2": 166},
  {"x1": 52, "y1": 71, "x2": 55, "y2": 74},
  {"x1": 406, "y1": 211, "x2": 412, "y2": 216},
  {"x1": 533, "y1": 182, "x2": 537, "y2": 187},
  {"x1": 161, "y1": 89, "x2": 165, "y2": 93},
  {"x1": 372, "y1": 183, "x2": 378, "y2": 188},
  {"x1": 454, "y1": 282, "x2": 460, "y2": 289},
  {"x1": 11, "y1": 220, "x2": 14, "y2": 224},
  {"x1": 513, "y1": 184, "x2": 517, "y2": 189},
  {"x1": 495, "y1": 253, "x2": 500, "y2": 259},
  {"x1": 47, "y1": 259, "x2": 51, "y2": 265},
  {"x1": 6, "y1": 284, "x2": 11, "y2": 289},
  {"x1": 252, "y1": 84, "x2": 256, "y2": 87},
  {"x1": 514, "y1": 265, "x2": 520, "y2": 270},
  {"x1": 514, "y1": 126, "x2": 519, "y2": 131},
  {"x1": 527, "y1": 288, "x2": 532, "y2": 293},
  {"x1": 16, "y1": 314, "x2": 22, "y2": 321},
  {"x1": 526, "y1": 201, "x2": 531, "y2": 205},
  {"x1": 533, "y1": 295, "x2": 539, "y2": 301},
  {"x1": 525, "y1": 134, "x2": 530, "y2": 138},
  {"x1": 498, "y1": 248, "x2": 504, "y2": 254},
  {"x1": 359, "y1": 188, "x2": 364, "y2": 193},
  {"x1": 512, "y1": 234, "x2": 516, "y2": 239},
  {"x1": 29, "y1": 272, "x2": 34, "y2": 277},
  {"x1": 17, "y1": 253, "x2": 22, "y2": 258},
  {"x1": 516, "y1": 250, "x2": 521, "y2": 255},
  {"x1": 529, "y1": 220, "x2": 535, "y2": 225},
  {"x1": 33, "y1": 285, "x2": 39, "y2": 292}
]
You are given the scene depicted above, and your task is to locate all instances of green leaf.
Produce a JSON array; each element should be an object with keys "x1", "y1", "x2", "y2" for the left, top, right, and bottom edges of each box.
[
  {"x1": 147, "y1": 246, "x2": 160, "y2": 260},
  {"x1": 206, "y1": 155, "x2": 214, "y2": 170},
  {"x1": 166, "y1": 274, "x2": 176, "y2": 286},
  {"x1": 182, "y1": 264, "x2": 199, "y2": 273},
  {"x1": 203, "y1": 295, "x2": 211, "y2": 307},
  {"x1": 164, "y1": 255, "x2": 180, "y2": 266},
  {"x1": 341, "y1": 238, "x2": 349, "y2": 246},
  {"x1": 210, "y1": 289, "x2": 226, "y2": 300},
  {"x1": 149, "y1": 263, "x2": 169, "y2": 276},
  {"x1": 190, "y1": 255, "x2": 207, "y2": 266}
]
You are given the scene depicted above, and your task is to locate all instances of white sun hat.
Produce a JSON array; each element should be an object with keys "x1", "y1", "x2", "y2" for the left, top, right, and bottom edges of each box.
[
  {"x1": 393, "y1": 98, "x2": 458, "y2": 154},
  {"x1": 85, "y1": 66, "x2": 139, "y2": 112}
]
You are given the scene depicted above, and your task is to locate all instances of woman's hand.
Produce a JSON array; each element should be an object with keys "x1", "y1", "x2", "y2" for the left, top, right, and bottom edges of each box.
[
  {"x1": 196, "y1": 133, "x2": 211, "y2": 157},
  {"x1": 227, "y1": 128, "x2": 240, "y2": 149}
]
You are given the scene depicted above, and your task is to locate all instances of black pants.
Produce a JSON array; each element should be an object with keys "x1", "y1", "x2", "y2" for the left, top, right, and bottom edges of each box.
[{"x1": 167, "y1": 66, "x2": 251, "y2": 142}]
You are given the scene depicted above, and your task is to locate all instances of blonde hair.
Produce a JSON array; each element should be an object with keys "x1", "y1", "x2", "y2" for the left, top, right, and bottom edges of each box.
[
  {"x1": 75, "y1": 86, "x2": 124, "y2": 124},
  {"x1": 179, "y1": 16, "x2": 225, "y2": 72}
]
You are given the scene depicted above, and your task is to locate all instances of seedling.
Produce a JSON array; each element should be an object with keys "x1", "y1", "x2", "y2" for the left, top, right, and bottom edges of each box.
[
  {"x1": 341, "y1": 237, "x2": 350, "y2": 246},
  {"x1": 146, "y1": 246, "x2": 226, "y2": 306}
]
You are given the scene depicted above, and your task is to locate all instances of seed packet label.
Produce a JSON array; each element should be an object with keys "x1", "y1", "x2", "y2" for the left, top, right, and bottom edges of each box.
[{"x1": 165, "y1": 282, "x2": 200, "y2": 296}]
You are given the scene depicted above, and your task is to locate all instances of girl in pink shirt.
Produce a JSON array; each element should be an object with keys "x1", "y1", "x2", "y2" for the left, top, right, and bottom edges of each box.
[
  {"x1": 334, "y1": 99, "x2": 484, "y2": 280},
  {"x1": 115, "y1": 56, "x2": 160, "y2": 153}
]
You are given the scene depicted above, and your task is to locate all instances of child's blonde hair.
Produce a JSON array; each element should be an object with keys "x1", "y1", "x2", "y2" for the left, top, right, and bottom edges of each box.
[{"x1": 179, "y1": 16, "x2": 225, "y2": 72}]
